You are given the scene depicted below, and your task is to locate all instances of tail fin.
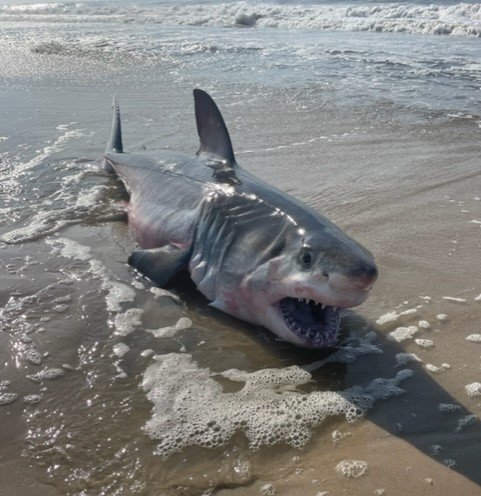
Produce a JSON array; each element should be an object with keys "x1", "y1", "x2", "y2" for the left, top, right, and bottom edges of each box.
[{"x1": 106, "y1": 95, "x2": 123, "y2": 154}]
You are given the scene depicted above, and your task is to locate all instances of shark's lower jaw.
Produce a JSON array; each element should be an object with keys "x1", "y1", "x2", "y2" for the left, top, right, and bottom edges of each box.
[{"x1": 279, "y1": 297, "x2": 341, "y2": 348}]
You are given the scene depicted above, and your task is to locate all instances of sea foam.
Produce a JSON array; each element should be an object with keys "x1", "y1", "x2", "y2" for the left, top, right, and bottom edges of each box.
[{"x1": 142, "y1": 353, "x2": 411, "y2": 457}]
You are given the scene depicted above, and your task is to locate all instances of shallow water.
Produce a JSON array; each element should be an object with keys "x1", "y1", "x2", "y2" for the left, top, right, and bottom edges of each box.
[{"x1": 1, "y1": 1, "x2": 481, "y2": 495}]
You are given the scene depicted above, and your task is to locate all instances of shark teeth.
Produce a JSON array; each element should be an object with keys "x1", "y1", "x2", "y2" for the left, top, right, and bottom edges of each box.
[{"x1": 279, "y1": 297, "x2": 341, "y2": 348}]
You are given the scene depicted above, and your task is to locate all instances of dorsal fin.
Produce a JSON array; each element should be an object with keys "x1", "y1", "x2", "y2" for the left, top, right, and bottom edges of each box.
[
  {"x1": 106, "y1": 95, "x2": 123, "y2": 154},
  {"x1": 194, "y1": 89, "x2": 236, "y2": 166}
]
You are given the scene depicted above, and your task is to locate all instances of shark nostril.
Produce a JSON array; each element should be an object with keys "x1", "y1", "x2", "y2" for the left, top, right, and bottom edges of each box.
[
  {"x1": 358, "y1": 263, "x2": 378, "y2": 288},
  {"x1": 367, "y1": 263, "x2": 378, "y2": 281}
]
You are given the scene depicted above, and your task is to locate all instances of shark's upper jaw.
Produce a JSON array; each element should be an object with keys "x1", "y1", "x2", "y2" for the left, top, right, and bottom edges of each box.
[{"x1": 278, "y1": 297, "x2": 341, "y2": 347}]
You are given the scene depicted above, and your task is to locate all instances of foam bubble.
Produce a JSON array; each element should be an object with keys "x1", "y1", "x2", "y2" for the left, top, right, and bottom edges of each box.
[
  {"x1": 260, "y1": 484, "x2": 276, "y2": 495},
  {"x1": 23, "y1": 347, "x2": 43, "y2": 365},
  {"x1": 456, "y1": 415, "x2": 478, "y2": 432},
  {"x1": 113, "y1": 343, "x2": 130, "y2": 358},
  {"x1": 415, "y1": 338, "x2": 434, "y2": 348},
  {"x1": 388, "y1": 326, "x2": 418, "y2": 342},
  {"x1": 466, "y1": 334, "x2": 481, "y2": 343},
  {"x1": 53, "y1": 295, "x2": 71, "y2": 304},
  {"x1": 376, "y1": 308, "x2": 420, "y2": 326},
  {"x1": 395, "y1": 353, "x2": 422, "y2": 366},
  {"x1": 465, "y1": 382, "x2": 481, "y2": 397},
  {"x1": 112, "y1": 308, "x2": 143, "y2": 336},
  {"x1": 438, "y1": 403, "x2": 461, "y2": 413},
  {"x1": 24, "y1": 394, "x2": 42, "y2": 405},
  {"x1": 436, "y1": 314, "x2": 448, "y2": 321},
  {"x1": 0, "y1": 392, "x2": 18, "y2": 405},
  {"x1": 418, "y1": 320, "x2": 431, "y2": 329},
  {"x1": 475, "y1": 294, "x2": 481, "y2": 302},
  {"x1": 114, "y1": 362, "x2": 128, "y2": 379},
  {"x1": 146, "y1": 317, "x2": 192, "y2": 339},
  {"x1": 335, "y1": 460, "x2": 368, "y2": 478},
  {"x1": 142, "y1": 353, "x2": 411, "y2": 457},
  {"x1": 331, "y1": 429, "x2": 351, "y2": 444},
  {"x1": 221, "y1": 366, "x2": 311, "y2": 388},
  {"x1": 62, "y1": 363, "x2": 79, "y2": 371},
  {"x1": 53, "y1": 303, "x2": 68, "y2": 313},
  {"x1": 426, "y1": 364, "x2": 441, "y2": 373},
  {"x1": 131, "y1": 280, "x2": 145, "y2": 290},
  {"x1": 104, "y1": 281, "x2": 136, "y2": 312},
  {"x1": 376, "y1": 311, "x2": 398, "y2": 326},
  {"x1": 442, "y1": 459, "x2": 457, "y2": 469},
  {"x1": 150, "y1": 286, "x2": 181, "y2": 302},
  {"x1": 431, "y1": 444, "x2": 442, "y2": 455},
  {"x1": 26, "y1": 367, "x2": 64, "y2": 383}
]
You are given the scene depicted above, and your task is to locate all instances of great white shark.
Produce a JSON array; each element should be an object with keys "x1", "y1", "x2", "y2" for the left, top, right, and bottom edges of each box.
[{"x1": 103, "y1": 89, "x2": 378, "y2": 348}]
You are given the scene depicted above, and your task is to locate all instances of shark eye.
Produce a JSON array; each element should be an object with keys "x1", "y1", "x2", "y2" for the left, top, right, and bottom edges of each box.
[{"x1": 301, "y1": 250, "x2": 312, "y2": 268}]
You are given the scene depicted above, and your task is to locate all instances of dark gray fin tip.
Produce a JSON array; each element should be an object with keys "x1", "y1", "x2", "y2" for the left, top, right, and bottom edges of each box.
[
  {"x1": 194, "y1": 88, "x2": 236, "y2": 167},
  {"x1": 106, "y1": 95, "x2": 123, "y2": 154}
]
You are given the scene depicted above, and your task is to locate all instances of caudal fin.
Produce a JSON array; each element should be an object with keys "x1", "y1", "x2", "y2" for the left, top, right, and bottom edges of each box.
[{"x1": 106, "y1": 95, "x2": 124, "y2": 154}]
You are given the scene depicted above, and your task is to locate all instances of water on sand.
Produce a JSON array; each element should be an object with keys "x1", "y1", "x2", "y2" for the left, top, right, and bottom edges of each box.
[{"x1": 1, "y1": 1, "x2": 481, "y2": 495}]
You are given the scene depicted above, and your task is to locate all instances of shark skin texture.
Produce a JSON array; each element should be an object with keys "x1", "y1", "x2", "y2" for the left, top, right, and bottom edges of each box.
[{"x1": 103, "y1": 89, "x2": 377, "y2": 348}]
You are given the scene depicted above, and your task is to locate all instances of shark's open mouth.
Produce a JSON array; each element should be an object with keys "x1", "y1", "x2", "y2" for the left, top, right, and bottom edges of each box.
[{"x1": 279, "y1": 297, "x2": 341, "y2": 347}]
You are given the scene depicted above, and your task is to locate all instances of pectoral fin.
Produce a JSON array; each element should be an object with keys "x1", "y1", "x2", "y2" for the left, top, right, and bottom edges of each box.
[{"x1": 128, "y1": 245, "x2": 189, "y2": 286}]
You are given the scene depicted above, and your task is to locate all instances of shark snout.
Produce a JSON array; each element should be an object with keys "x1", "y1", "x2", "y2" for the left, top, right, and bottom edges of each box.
[
  {"x1": 325, "y1": 262, "x2": 378, "y2": 307},
  {"x1": 349, "y1": 262, "x2": 378, "y2": 291}
]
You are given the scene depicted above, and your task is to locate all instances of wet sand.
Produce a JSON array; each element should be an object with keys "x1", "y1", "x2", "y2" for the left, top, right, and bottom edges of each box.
[{"x1": 1, "y1": 45, "x2": 481, "y2": 495}]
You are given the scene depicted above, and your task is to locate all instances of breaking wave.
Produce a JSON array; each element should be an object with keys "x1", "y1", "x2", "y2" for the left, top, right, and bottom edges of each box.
[{"x1": 1, "y1": 1, "x2": 481, "y2": 38}]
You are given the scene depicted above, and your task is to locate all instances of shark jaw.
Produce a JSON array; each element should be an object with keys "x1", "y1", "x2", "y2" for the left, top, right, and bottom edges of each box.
[
  {"x1": 279, "y1": 297, "x2": 341, "y2": 348},
  {"x1": 230, "y1": 263, "x2": 377, "y2": 349}
]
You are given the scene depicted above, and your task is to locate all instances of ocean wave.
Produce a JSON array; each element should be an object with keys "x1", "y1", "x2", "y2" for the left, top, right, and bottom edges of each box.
[
  {"x1": 27, "y1": 37, "x2": 262, "y2": 63},
  {"x1": 1, "y1": 1, "x2": 480, "y2": 38}
]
